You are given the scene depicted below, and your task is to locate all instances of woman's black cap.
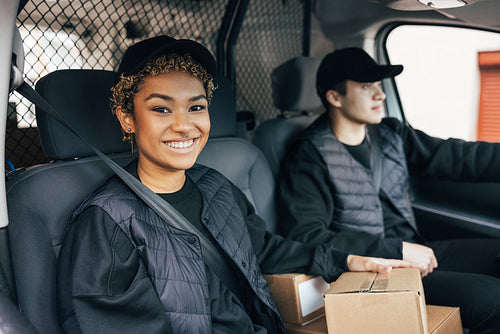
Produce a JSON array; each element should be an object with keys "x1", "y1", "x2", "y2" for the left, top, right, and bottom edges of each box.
[
  {"x1": 316, "y1": 47, "x2": 403, "y2": 96},
  {"x1": 116, "y1": 35, "x2": 217, "y2": 77}
]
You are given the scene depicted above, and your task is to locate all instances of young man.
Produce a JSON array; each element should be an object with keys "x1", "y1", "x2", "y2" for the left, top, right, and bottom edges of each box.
[{"x1": 278, "y1": 47, "x2": 500, "y2": 334}]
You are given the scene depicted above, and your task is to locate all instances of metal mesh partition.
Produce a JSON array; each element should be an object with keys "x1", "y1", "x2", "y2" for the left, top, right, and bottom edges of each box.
[
  {"x1": 8, "y1": 0, "x2": 304, "y2": 169},
  {"x1": 9, "y1": 0, "x2": 227, "y2": 169},
  {"x1": 236, "y1": 0, "x2": 304, "y2": 123}
]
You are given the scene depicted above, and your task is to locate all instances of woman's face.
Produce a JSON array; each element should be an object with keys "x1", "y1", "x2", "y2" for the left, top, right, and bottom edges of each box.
[{"x1": 122, "y1": 70, "x2": 210, "y2": 177}]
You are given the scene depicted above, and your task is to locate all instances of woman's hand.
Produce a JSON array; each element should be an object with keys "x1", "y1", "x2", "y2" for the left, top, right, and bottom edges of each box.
[{"x1": 347, "y1": 254, "x2": 422, "y2": 275}]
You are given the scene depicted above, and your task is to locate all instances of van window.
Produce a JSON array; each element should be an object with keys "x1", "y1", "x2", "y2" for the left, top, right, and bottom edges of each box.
[{"x1": 386, "y1": 25, "x2": 500, "y2": 142}]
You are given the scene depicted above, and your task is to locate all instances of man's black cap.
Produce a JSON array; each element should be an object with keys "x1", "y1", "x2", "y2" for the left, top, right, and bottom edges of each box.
[
  {"x1": 316, "y1": 47, "x2": 403, "y2": 96},
  {"x1": 117, "y1": 35, "x2": 216, "y2": 78}
]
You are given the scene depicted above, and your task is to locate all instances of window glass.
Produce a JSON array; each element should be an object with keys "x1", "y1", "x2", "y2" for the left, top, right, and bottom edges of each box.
[{"x1": 386, "y1": 25, "x2": 500, "y2": 141}]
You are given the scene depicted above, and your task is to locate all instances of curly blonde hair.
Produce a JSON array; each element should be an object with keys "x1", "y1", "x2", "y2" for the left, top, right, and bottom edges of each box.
[{"x1": 111, "y1": 53, "x2": 215, "y2": 141}]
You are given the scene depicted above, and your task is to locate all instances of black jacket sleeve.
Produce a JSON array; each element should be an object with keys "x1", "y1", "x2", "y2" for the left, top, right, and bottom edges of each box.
[
  {"x1": 57, "y1": 207, "x2": 172, "y2": 334},
  {"x1": 385, "y1": 118, "x2": 500, "y2": 182},
  {"x1": 231, "y1": 184, "x2": 349, "y2": 283},
  {"x1": 277, "y1": 140, "x2": 403, "y2": 259}
]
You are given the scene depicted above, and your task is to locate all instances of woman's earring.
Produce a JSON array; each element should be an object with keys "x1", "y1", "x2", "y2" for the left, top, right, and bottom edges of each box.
[
  {"x1": 122, "y1": 128, "x2": 134, "y2": 154},
  {"x1": 128, "y1": 129, "x2": 135, "y2": 154}
]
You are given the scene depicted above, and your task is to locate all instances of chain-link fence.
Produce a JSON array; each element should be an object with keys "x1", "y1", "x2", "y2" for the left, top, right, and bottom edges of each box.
[
  {"x1": 236, "y1": 0, "x2": 304, "y2": 122},
  {"x1": 8, "y1": 0, "x2": 304, "y2": 169}
]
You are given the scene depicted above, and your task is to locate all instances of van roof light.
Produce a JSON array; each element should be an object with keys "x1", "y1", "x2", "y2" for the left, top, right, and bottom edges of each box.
[{"x1": 418, "y1": 0, "x2": 466, "y2": 9}]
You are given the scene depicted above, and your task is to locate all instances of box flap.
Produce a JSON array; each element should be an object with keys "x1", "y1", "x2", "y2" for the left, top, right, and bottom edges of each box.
[
  {"x1": 374, "y1": 268, "x2": 422, "y2": 292},
  {"x1": 327, "y1": 268, "x2": 422, "y2": 294},
  {"x1": 327, "y1": 272, "x2": 377, "y2": 294}
]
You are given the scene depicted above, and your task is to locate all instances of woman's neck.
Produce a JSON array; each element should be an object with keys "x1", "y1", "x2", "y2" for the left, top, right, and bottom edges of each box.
[{"x1": 136, "y1": 161, "x2": 186, "y2": 194}]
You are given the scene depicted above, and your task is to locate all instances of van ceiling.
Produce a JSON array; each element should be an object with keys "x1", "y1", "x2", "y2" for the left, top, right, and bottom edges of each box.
[{"x1": 314, "y1": 0, "x2": 500, "y2": 43}]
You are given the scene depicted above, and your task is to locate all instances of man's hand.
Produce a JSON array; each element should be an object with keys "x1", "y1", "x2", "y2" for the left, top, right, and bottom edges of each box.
[
  {"x1": 402, "y1": 241, "x2": 438, "y2": 277},
  {"x1": 347, "y1": 254, "x2": 420, "y2": 274}
]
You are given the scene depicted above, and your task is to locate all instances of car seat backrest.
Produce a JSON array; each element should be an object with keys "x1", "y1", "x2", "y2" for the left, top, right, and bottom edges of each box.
[
  {"x1": 197, "y1": 74, "x2": 277, "y2": 232},
  {"x1": 252, "y1": 56, "x2": 322, "y2": 178},
  {"x1": 7, "y1": 69, "x2": 132, "y2": 334},
  {"x1": 6, "y1": 69, "x2": 277, "y2": 333}
]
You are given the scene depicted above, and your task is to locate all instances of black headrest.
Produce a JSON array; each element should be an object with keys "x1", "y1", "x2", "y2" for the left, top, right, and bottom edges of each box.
[
  {"x1": 35, "y1": 69, "x2": 127, "y2": 160},
  {"x1": 35, "y1": 70, "x2": 236, "y2": 160},
  {"x1": 209, "y1": 73, "x2": 236, "y2": 138},
  {"x1": 271, "y1": 56, "x2": 322, "y2": 112}
]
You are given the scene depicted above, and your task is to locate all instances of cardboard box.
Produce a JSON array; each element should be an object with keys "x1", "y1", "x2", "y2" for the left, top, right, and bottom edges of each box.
[
  {"x1": 426, "y1": 305, "x2": 462, "y2": 334},
  {"x1": 324, "y1": 268, "x2": 428, "y2": 333},
  {"x1": 284, "y1": 305, "x2": 461, "y2": 334},
  {"x1": 284, "y1": 315, "x2": 328, "y2": 334},
  {"x1": 264, "y1": 273, "x2": 331, "y2": 324}
]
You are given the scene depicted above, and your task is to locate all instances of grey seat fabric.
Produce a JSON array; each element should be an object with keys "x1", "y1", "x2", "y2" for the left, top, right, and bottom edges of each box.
[
  {"x1": 6, "y1": 69, "x2": 277, "y2": 333},
  {"x1": 198, "y1": 75, "x2": 277, "y2": 232},
  {"x1": 198, "y1": 137, "x2": 277, "y2": 232},
  {"x1": 252, "y1": 56, "x2": 322, "y2": 178},
  {"x1": 252, "y1": 115, "x2": 318, "y2": 178},
  {"x1": 7, "y1": 69, "x2": 132, "y2": 334},
  {"x1": 0, "y1": 291, "x2": 38, "y2": 334}
]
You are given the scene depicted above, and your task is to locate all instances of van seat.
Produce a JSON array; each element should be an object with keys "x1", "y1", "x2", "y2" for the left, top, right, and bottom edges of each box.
[
  {"x1": 252, "y1": 56, "x2": 322, "y2": 178},
  {"x1": 7, "y1": 69, "x2": 130, "y2": 334}
]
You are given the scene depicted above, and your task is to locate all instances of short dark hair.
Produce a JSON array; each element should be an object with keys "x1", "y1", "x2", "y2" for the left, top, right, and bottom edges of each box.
[{"x1": 319, "y1": 79, "x2": 347, "y2": 110}]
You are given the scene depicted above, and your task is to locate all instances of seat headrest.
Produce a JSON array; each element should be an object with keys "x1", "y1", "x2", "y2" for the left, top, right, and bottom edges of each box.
[
  {"x1": 209, "y1": 73, "x2": 236, "y2": 138},
  {"x1": 35, "y1": 70, "x2": 237, "y2": 160},
  {"x1": 35, "y1": 69, "x2": 128, "y2": 160},
  {"x1": 271, "y1": 56, "x2": 322, "y2": 112}
]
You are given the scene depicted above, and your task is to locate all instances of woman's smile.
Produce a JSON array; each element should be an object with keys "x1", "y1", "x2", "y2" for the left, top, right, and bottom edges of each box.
[{"x1": 163, "y1": 138, "x2": 196, "y2": 150}]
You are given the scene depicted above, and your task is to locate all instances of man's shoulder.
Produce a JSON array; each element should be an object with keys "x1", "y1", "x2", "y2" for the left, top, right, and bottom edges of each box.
[
  {"x1": 302, "y1": 112, "x2": 330, "y2": 135},
  {"x1": 380, "y1": 117, "x2": 403, "y2": 131}
]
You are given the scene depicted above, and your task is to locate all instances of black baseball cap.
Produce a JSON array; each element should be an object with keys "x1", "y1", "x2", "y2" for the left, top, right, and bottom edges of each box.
[
  {"x1": 116, "y1": 35, "x2": 216, "y2": 78},
  {"x1": 316, "y1": 47, "x2": 403, "y2": 96}
]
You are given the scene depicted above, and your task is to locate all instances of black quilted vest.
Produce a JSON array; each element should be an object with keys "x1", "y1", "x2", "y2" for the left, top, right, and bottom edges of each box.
[
  {"x1": 72, "y1": 164, "x2": 282, "y2": 333},
  {"x1": 306, "y1": 113, "x2": 417, "y2": 237}
]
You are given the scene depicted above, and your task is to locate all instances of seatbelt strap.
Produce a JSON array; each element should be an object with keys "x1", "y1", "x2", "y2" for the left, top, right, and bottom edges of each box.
[
  {"x1": 367, "y1": 125, "x2": 383, "y2": 192},
  {"x1": 15, "y1": 81, "x2": 236, "y2": 293}
]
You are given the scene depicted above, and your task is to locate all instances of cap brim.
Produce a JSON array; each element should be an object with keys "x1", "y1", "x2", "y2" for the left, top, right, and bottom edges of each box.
[{"x1": 351, "y1": 64, "x2": 403, "y2": 82}]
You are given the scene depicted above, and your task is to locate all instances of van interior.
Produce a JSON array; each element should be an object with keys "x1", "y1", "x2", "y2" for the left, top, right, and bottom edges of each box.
[{"x1": 2, "y1": 0, "x2": 500, "y2": 332}]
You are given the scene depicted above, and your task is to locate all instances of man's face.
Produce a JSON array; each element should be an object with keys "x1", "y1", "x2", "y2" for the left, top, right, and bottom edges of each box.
[{"x1": 331, "y1": 80, "x2": 386, "y2": 125}]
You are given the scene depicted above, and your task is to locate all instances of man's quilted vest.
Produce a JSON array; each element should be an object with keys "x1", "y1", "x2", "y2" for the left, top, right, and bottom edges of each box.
[
  {"x1": 306, "y1": 113, "x2": 417, "y2": 237},
  {"x1": 71, "y1": 164, "x2": 282, "y2": 333}
]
